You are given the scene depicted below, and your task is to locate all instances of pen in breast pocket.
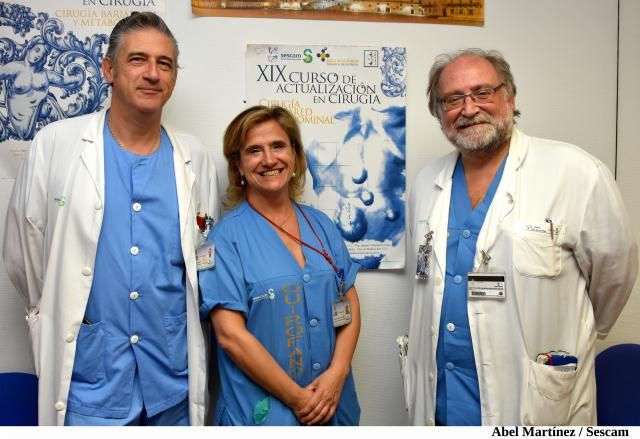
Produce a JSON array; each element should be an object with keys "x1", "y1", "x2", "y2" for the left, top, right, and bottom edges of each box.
[{"x1": 545, "y1": 217, "x2": 554, "y2": 241}]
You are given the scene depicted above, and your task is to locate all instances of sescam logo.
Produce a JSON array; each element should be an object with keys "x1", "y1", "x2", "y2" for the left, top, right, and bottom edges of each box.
[
  {"x1": 275, "y1": 49, "x2": 311, "y2": 63},
  {"x1": 303, "y1": 48, "x2": 313, "y2": 63}
]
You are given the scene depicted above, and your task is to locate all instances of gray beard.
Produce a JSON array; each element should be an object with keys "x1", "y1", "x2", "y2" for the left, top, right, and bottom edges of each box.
[{"x1": 444, "y1": 112, "x2": 513, "y2": 154}]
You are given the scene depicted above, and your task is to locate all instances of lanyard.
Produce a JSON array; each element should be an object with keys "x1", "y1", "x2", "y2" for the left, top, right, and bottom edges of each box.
[{"x1": 247, "y1": 200, "x2": 340, "y2": 275}]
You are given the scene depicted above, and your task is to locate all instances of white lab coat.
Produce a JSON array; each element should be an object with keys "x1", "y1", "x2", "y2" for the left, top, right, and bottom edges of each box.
[
  {"x1": 403, "y1": 128, "x2": 637, "y2": 426},
  {"x1": 3, "y1": 111, "x2": 220, "y2": 425}
]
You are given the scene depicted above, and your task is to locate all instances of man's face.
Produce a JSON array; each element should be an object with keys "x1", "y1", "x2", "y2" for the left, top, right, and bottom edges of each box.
[
  {"x1": 438, "y1": 55, "x2": 515, "y2": 153},
  {"x1": 102, "y1": 28, "x2": 177, "y2": 116}
]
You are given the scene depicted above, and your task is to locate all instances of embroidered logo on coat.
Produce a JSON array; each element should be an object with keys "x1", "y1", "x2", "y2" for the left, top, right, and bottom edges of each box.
[{"x1": 252, "y1": 288, "x2": 276, "y2": 303}]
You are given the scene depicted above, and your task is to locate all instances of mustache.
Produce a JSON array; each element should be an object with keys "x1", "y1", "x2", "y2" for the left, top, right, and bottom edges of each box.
[{"x1": 454, "y1": 114, "x2": 492, "y2": 129}]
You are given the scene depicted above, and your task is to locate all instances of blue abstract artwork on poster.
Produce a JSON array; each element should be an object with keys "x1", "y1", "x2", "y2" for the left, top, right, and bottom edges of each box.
[
  {"x1": 307, "y1": 105, "x2": 405, "y2": 270},
  {"x1": 0, "y1": 2, "x2": 109, "y2": 142},
  {"x1": 306, "y1": 47, "x2": 406, "y2": 270}
]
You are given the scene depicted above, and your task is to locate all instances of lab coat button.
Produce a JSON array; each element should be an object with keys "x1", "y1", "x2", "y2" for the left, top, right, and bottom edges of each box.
[
  {"x1": 312, "y1": 363, "x2": 321, "y2": 371},
  {"x1": 65, "y1": 333, "x2": 75, "y2": 343},
  {"x1": 446, "y1": 362, "x2": 455, "y2": 371},
  {"x1": 429, "y1": 372, "x2": 434, "y2": 381},
  {"x1": 427, "y1": 418, "x2": 435, "y2": 426},
  {"x1": 303, "y1": 274, "x2": 311, "y2": 282},
  {"x1": 507, "y1": 194, "x2": 514, "y2": 204},
  {"x1": 453, "y1": 275, "x2": 462, "y2": 284},
  {"x1": 130, "y1": 291, "x2": 139, "y2": 300},
  {"x1": 81, "y1": 267, "x2": 92, "y2": 276},
  {"x1": 446, "y1": 322, "x2": 456, "y2": 332},
  {"x1": 309, "y1": 318, "x2": 318, "y2": 327},
  {"x1": 54, "y1": 401, "x2": 66, "y2": 411},
  {"x1": 132, "y1": 202, "x2": 142, "y2": 212},
  {"x1": 434, "y1": 277, "x2": 442, "y2": 286},
  {"x1": 462, "y1": 229, "x2": 471, "y2": 238},
  {"x1": 430, "y1": 326, "x2": 435, "y2": 336},
  {"x1": 94, "y1": 201, "x2": 103, "y2": 210},
  {"x1": 130, "y1": 246, "x2": 139, "y2": 255},
  {"x1": 130, "y1": 335, "x2": 139, "y2": 344}
]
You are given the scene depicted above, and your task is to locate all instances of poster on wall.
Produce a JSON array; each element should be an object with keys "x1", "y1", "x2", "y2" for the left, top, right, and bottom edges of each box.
[
  {"x1": 246, "y1": 44, "x2": 406, "y2": 270},
  {"x1": 193, "y1": 0, "x2": 483, "y2": 26},
  {"x1": 0, "y1": 0, "x2": 166, "y2": 179}
]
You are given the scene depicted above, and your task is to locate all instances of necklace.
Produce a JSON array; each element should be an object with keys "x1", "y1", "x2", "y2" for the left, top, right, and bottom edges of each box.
[
  {"x1": 108, "y1": 116, "x2": 161, "y2": 156},
  {"x1": 277, "y1": 207, "x2": 294, "y2": 227}
]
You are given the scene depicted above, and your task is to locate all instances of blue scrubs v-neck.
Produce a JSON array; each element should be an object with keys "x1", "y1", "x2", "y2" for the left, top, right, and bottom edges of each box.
[
  {"x1": 199, "y1": 201, "x2": 361, "y2": 425},
  {"x1": 435, "y1": 154, "x2": 507, "y2": 426},
  {"x1": 66, "y1": 119, "x2": 187, "y2": 420}
]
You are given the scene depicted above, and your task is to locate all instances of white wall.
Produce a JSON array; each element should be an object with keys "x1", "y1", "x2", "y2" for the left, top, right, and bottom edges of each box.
[
  {"x1": 1, "y1": 0, "x2": 637, "y2": 426},
  {"x1": 609, "y1": 0, "x2": 640, "y2": 348}
]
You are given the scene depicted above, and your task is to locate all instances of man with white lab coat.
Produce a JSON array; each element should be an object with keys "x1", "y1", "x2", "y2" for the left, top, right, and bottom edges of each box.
[
  {"x1": 3, "y1": 12, "x2": 219, "y2": 425},
  {"x1": 403, "y1": 48, "x2": 637, "y2": 426}
]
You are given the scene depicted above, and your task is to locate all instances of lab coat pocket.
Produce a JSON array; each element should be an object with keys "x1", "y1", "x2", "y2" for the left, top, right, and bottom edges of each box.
[
  {"x1": 71, "y1": 322, "x2": 106, "y2": 384},
  {"x1": 513, "y1": 223, "x2": 562, "y2": 277},
  {"x1": 165, "y1": 312, "x2": 188, "y2": 372},
  {"x1": 25, "y1": 309, "x2": 41, "y2": 376},
  {"x1": 522, "y1": 359, "x2": 577, "y2": 425}
]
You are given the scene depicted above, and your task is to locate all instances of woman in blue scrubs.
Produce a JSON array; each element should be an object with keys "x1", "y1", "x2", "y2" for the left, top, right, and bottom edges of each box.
[{"x1": 199, "y1": 106, "x2": 361, "y2": 426}]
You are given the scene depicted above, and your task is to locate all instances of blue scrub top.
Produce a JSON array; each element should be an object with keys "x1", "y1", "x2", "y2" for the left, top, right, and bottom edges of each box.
[
  {"x1": 200, "y1": 201, "x2": 361, "y2": 426},
  {"x1": 66, "y1": 119, "x2": 188, "y2": 419},
  {"x1": 435, "y1": 155, "x2": 507, "y2": 426}
]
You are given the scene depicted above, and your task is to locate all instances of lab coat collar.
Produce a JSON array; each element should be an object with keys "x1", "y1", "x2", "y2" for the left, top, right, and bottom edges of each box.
[
  {"x1": 427, "y1": 152, "x2": 457, "y2": 284},
  {"x1": 79, "y1": 110, "x2": 108, "y2": 204},
  {"x1": 428, "y1": 127, "x2": 530, "y2": 271},
  {"x1": 164, "y1": 122, "x2": 196, "y2": 247},
  {"x1": 507, "y1": 127, "x2": 528, "y2": 171},
  {"x1": 433, "y1": 150, "x2": 458, "y2": 191},
  {"x1": 473, "y1": 127, "x2": 529, "y2": 267},
  {"x1": 77, "y1": 111, "x2": 198, "y2": 207}
]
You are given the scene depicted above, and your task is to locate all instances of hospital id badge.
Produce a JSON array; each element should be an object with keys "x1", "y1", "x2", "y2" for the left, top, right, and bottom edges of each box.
[
  {"x1": 416, "y1": 226, "x2": 433, "y2": 280},
  {"x1": 196, "y1": 242, "x2": 215, "y2": 271},
  {"x1": 332, "y1": 299, "x2": 352, "y2": 328},
  {"x1": 467, "y1": 273, "x2": 506, "y2": 299}
]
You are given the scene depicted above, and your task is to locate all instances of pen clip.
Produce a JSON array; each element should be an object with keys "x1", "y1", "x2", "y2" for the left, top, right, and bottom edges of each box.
[{"x1": 545, "y1": 217, "x2": 554, "y2": 241}]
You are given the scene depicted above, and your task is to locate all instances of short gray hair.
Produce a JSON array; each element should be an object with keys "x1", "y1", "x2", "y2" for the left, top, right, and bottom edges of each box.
[
  {"x1": 426, "y1": 48, "x2": 520, "y2": 119},
  {"x1": 105, "y1": 11, "x2": 179, "y2": 64}
]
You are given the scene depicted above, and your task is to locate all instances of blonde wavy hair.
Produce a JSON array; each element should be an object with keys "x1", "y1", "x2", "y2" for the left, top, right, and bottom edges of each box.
[{"x1": 223, "y1": 105, "x2": 307, "y2": 209}]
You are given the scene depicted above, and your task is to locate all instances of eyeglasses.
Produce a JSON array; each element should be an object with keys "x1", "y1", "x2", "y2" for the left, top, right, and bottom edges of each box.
[{"x1": 441, "y1": 83, "x2": 505, "y2": 111}]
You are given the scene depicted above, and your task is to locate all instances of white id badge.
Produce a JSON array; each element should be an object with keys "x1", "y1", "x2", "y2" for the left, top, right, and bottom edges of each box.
[
  {"x1": 467, "y1": 273, "x2": 506, "y2": 299},
  {"x1": 332, "y1": 299, "x2": 352, "y2": 327},
  {"x1": 196, "y1": 242, "x2": 215, "y2": 271}
]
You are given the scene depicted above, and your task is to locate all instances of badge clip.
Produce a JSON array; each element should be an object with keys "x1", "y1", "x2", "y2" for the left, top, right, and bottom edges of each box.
[{"x1": 416, "y1": 231, "x2": 433, "y2": 280}]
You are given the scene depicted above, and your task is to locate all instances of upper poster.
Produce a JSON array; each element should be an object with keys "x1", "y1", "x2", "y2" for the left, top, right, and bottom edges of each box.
[
  {"x1": 246, "y1": 44, "x2": 406, "y2": 270},
  {"x1": 193, "y1": 0, "x2": 483, "y2": 25},
  {"x1": 0, "y1": 0, "x2": 165, "y2": 178}
]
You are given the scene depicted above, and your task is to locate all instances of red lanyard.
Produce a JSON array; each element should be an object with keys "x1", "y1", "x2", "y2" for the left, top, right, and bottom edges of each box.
[{"x1": 247, "y1": 200, "x2": 340, "y2": 275}]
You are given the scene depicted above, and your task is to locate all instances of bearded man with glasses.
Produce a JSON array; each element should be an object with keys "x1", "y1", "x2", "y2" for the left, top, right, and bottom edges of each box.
[{"x1": 402, "y1": 48, "x2": 637, "y2": 426}]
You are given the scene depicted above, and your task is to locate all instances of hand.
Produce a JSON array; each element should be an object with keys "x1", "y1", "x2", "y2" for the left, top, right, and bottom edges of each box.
[
  {"x1": 296, "y1": 366, "x2": 348, "y2": 425},
  {"x1": 288, "y1": 386, "x2": 316, "y2": 419}
]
